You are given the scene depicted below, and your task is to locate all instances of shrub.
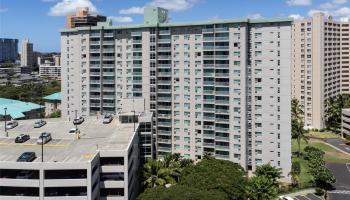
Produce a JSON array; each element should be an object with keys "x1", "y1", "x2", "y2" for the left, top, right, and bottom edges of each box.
[{"x1": 315, "y1": 188, "x2": 324, "y2": 196}]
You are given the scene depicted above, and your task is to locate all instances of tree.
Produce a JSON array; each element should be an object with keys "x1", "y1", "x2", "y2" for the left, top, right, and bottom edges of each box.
[
  {"x1": 289, "y1": 161, "x2": 301, "y2": 187},
  {"x1": 180, "y1": 158, "x2": 247, "y2": 200},
  {"x1": 292, "y1": 118, "x2": 309, "y2": 157},
  {"x1": 142, "y1": 159, "x2": 175, "y2": 188},
  {"x1": 326, "y1": 94, "x2": 350, "y2": 130},
  {"x1": 137, "y1": 185, "x2": 228, "y2": 200},
  {"x1": 254, "y1": 163, "x2": 282, "y2": 185},
  {"x1": 247, "y1": 175, "x2": 279, "y2": 200},
  {"x1": 292, "y1": 98, "x2": 304, "y2": 121}
]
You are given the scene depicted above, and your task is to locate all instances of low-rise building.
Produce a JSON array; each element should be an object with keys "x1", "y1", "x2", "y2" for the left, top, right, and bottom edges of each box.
[
  {"x1": 43, "y1": 92, "x2": 61, "y2": 116},
  {"x1": 38, "y1": 56, "x2": 61, "y2": 80},
  {"x1": 342, "y1": 108, "x2": 350, "y2": 139},
  {"x1": 0, "y1": 98, "x2": 44, "y2": 120},
  {"x1": 0, "y1": 113, "x2": 152, "y2": 199}
]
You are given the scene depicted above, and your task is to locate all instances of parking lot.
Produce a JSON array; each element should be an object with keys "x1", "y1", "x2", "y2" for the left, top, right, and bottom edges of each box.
[{"x1": 294, "y1": 193, "x2": 323, "y2": 200}]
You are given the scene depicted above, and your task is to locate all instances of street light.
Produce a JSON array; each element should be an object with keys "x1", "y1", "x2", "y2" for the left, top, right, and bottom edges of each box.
[{"x1": 4, "y1": 107, "x2": 7, "y2": 137}]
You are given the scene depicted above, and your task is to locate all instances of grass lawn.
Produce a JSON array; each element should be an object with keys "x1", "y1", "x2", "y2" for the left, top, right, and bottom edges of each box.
[
  {"x1": 292, "y1": 138, "x2": 350, "y2": 187},
  {"x1": 306, "y1": 131, "x2": 340, "y2": 139}
]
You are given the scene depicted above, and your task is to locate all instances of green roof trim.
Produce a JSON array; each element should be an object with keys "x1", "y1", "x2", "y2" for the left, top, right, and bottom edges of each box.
[
  {"x1": 0, "y1": 98, "x2": 44, "y2": 119},
  {"x1": 43, "y1": 92, "x2": 61, "y2": 101},
  {"x1": 60, "y1": 17, "x2": 293, "y2": 33}
]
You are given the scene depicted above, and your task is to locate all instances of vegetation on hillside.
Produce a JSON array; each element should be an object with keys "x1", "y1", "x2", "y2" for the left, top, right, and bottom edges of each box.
[{"x1": 0, "y1": 81, "x2": 60, "y2": 103}]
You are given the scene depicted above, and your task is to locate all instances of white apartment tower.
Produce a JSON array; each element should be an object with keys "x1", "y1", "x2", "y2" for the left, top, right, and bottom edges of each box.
[
  {"x1": 20, "y1": 38, "x2": 34, "y2": 67},
  {"x1": 292, "y1": 13, "x2": 350, "y2": 129},
  {"x1": 61, "y1": 7, "x2": 292, "y2": 179}
]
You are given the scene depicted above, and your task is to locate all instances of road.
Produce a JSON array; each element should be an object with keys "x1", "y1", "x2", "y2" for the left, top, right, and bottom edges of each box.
[
  {"x1": 326, "y1": 163, "x2": 350, "y2": 200},
  {"x1": 324, "y1": 138, "x2": 350, "y2": 155}
]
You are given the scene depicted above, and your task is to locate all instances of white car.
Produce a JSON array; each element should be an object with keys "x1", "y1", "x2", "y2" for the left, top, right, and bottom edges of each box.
[
  {"x1": 73, "y1": 116, "x2": 84, "y2": 125},
  {"x1": 6, "y1": 121, "x2": 18, "y2": 129},
  {"x1": 68, "y1": 128, "x2": 79, "y2": 134},
  {"x1": 103, "y1": 114, "x2": 113, "y2": 124},
  {"x1": 279, "y1": 196, "x2": 294, "y2": 200}
]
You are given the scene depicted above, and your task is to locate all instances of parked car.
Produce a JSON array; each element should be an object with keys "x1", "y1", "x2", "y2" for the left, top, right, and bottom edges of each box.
[
  {"x1": 68, "y1": 128, "x2": 78, "y2": 134},
  {"x1": 17, "y1": 152, "x2": 36, "y2": 162},
  {"x1": 37, "y1": 132, "x2": 52, "y2": 144},
  {"x1": 6, "y1": 120, "x2": 18, "y2": 129},
  {"x1": 34, "y1": 120, "x2": 46, "y2": 128},
  {"x1": 103, "y1": 114, "x2": 113, "y2": 124},
  {"x1": 73, "y1": 116, "x2": 84, "y2": 125},
  {"x1": 279, "y1": 196, "x2": 294, "y2": 200},
  {"x1": 15, "y1": 134, "x2": 30, "y2": 143},
  {"x1": 16, "y1": 170, "x2": 36, "y2": 179}
]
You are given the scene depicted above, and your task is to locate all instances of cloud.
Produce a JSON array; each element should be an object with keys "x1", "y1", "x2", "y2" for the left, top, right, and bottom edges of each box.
[
  {"x1": 109, "y1": 16, "x2": 133, "y2": 23},
  {"x1": 119, "y1": 0, "x2": 199, "y2": 15},
  {"x1": 0, "y1": 7, "x2": 8, "y2": 13},
  {"x1": 333, "y1": 6, "x2": 350, "y2": 17},
  {"x1": 289, "y1": 14, "x2": 305, "y2": 20},
  {"x1": 287, "y1": 0, "x2": 312, "y2": 6},
  {"x1": 247, "y1": 13, "x2": 262, "y2": 19},
  {"x1": 308, "y1": 0, "x2": 350, "y2": 19},
  {"x1": 332, "y1": 0, "x2": 347, "y2": 4},
  {"x1": 48, "y1": 0, "x2": 97, "y2": 16},
  {"x1": 119, "y1": 6, "x2": 144, "y2": 14}
]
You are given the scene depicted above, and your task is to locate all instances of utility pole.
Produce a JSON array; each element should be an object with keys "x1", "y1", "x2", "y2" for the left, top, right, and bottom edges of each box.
[
  {"x1": 41, "y1": 132, "x2": 44, "y2": 162},
  {"x1": 4, "y1": 107, "x2": 7, "y2": 137}
]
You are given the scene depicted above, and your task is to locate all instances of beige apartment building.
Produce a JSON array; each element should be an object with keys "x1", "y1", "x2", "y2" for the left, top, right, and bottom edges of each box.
[
  {"x1": 20, "y1": 38, "x2": 34, "y2": 67},
  {"x1": 60, "y1": 7, "x2": 292, "y2": 180},
  {"x1": 292, "y1": 12, "x2": 350, "y2": 129}
]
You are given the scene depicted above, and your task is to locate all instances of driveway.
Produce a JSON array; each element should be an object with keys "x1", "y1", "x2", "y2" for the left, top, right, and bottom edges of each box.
[
  {"x1": 294, "y1": 193, "x2": 322, "y2": 200},
  {"x1": 324, "y1": 138, "x2": 350, "y2": 154},
  {"x1": 326, "y1": 163, "x2": 350, "y2": 200}
]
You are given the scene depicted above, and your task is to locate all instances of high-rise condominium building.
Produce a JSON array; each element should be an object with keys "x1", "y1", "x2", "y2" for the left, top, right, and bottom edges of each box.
[
  {"x1": 20, "y1": 39, "x2": 34, "y2": 67},
  {"x1": 0, "y1": 38, "x2": 18, "y2": 63},
  {"x1": 292, "y1": 13, "x2": 350, "y2": 129},
  {"x1": 61, "y1": 7, "x2": 292, "y2": 179},
  {"x1": 66, "y1": 7, "x2": 107, "y2": 29}
]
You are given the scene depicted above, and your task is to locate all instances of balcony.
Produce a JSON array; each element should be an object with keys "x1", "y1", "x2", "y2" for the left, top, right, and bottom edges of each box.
[
  {"x1": 103, "y1": 64, "x2": 115, "y2": 68},
  {"x1": 103, "y1": 95, "x2": 115, "y2": 99},
  {"x1": 215, "y1": 82, "x2": 230, "y2": 86},
  {"x1": 157, "y1": 130, "x2": 172, "y2": 135},
  {"x1": 216, "y1": 109, "x2": 229, "y2": 113},
  {"x1": 158, "y1": 55, "x2": 172, "y2": 60},
  {"x1": 90, "y1": 41, "x2": 100, "y2": 45},
  {"x1": 157, "y1": 105, "x2": 172, "y2": 110},
  {"x1": 203, "y1": 99, "x2": 215, "y2": 103},
  {"x1": 203, "y1": 46, "x2": 215, "y2": 50},
  {"x1": 203, "y1": 37, "x2": 214, "y2": 41},
  {"x1": 90, "y1": 49, "x2": 100, "y2": 53},
  {"x1": 103, "y1": 48, "x2": 115, "y2": 53},
  {"x1": 215, "y1": 46, "x2": 229, "y2": 50},
  {"x1": 103, "y1": 103, "x2": 115, "y2": 107},
  {"x1": 131, "y1": 32, "x2": 142, "y2": 36},
  {"x1": 90, "y1": 80, "x2": 100, "y2": 84},
  {"x1": 90, "y1": 72, "x2": 100, "y2": 76},
  {"x1": 215, "y1": 100, "x2": 230, "y2": 104},
  {"x1": 157, "y1": 122, "x2": 172, "y2": 127},
  {"x1": 203, "y1": 64, "x2": 214, "y2": 68},
  {"x1": 103, "y1": 56, "x2": 115, "y2": 60},
  {"x1": 203, "y1": 142, "x2": 215, "y2": 147},
  {"x1": 90, "y1": 103, "x2": 100, "y2": 107},
  {"x1": 203, "y1": 107, "x2": 215, "y2": 112},
  {"x1": 203, "y1": 72, "x2": 214, "y2": 77},
  {"x1": 159, "y1": 30, "x2": 171, "y2": 35},
  {"x1": 103, "y1": 87, "x2": 114, "y2": 92},
  {"x1": 90, "y1": 95, "x2": 100, "y2": 99},
  {"x1": 90, "y1": 32, "x2": 101, "y2": 37},
  {"x1": 157, "y1": 80, "x2": 171, "y2": 85},
  {"x1": 203, "y1": 81, "x2": 214, "y2": 86},
  {"x1": 215, "y1": 145, "x2": 230, "y2": 150},
  {"x1": 158, "y1": 97, "x2": 172, "y2": 101},
  {"x1": 157, "y1": 89, "x2": 172, "y2": 93},
  {"x1": 215, "y1": 90, "x2": 230, "y2": 95},
  {"x1": 158, "y1": 39, "x2": 171, "y2": 43},
  {"x1": 158, "y1": 64, "x2": 171, "y2": 68},
  {"x1": 216, "y1": 73, "x2": 229, "y2": 77},
  {"x1": 132, "y1": 56, "x2": 142, "y2": 59},
  {"x1": 90, "y1": 56, "x2": 100, "y2": 61},
  {"x1": 158, "y1": 47, "x2": 171, "y2": 51},
  {"x1": 133, "y1": 64, "x2": 142, "y2": 68},
  {"x1": 202, "y1": 28, "x2": 214, "y2": 33},
  {"x1": 215, "y1": 37, "x2": 229, "y2": 41},
  {"x1": 158, "y1": 138, "x2": 172, "y2": 143},
  {"x1": 132, "y1": 48, "x2": 142, "y2": 52},
  {"x1": 203, "y1": 125, "x2": 215, "y2": 130},
  {"x1": 215, "y1": 27, "x2": 229, "y2": 32},
  {"x1": 132, "y1": 79, "x2": 142, "y2": 84},
  {"x1": 157, "y1": 113, "x2": 172, "y2": 119},
  {"x1": 90, "y1": 87, "x2": 100, "y2": 92},
  {"x1": 158, "y1": 146, "x2": 172, "y2": 152},
  {"x1": 103, "y1": 40, "x2": 115, "y2": 45},
  {"x1": 103, "y1": 80, "x2": 115, "y2": 84},
  {"x1": 132, "y1": 39, "x2": 142, "y2": 44},
  {"x1": 104, "y1": 32, "x2": 114, "y2": 37},
  {"x1": 203, "y1": 90, "x2": 214, "y2": 94},
  {"x1": 215, "y1": 127, "x2": 230, "y2": 132},
  {"x1": 215, "y1": 55, "x2": 229, "y2": 59},
  {"x1": 158, "y1": 72, "x2": 172, "y2": 76},
  {"x1": 103, "y1": 72, "x2": 115, "y2": 76},
  {"x1": 215, "y1": 136, "x2": 230, "y2": 141},
  {"x1": 203, "y1": 116, "x2": 215, "y2": 121}
]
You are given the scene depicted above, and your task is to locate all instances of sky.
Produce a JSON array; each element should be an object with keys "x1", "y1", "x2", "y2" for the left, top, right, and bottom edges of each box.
[{"x1": 0, "y1": 0, "x2": 349, "y2": 52}]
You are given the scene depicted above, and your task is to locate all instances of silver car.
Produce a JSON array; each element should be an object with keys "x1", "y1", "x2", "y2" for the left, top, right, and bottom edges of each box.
[
  {"x1": 103, "y1": 114, "x2": 113, "y2": 124},
  {"x1": 34, "y1": 120, "x2": 46, "y2": 128},
  {"x1": 37, "y1": 132, "x2": 52, "y2": 144},
  {"x1": 6, "y1": 121, "x2": 18, "y2": 129}
]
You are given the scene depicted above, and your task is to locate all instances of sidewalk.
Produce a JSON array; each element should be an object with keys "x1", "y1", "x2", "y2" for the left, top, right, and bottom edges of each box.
[{"x1": 281, "y1": 188, "x2": 316, "y2": 198}]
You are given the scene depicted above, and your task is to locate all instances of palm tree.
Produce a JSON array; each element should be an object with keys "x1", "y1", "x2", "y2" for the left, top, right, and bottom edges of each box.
[
  {"x1": 142, "y1": 159, "x2": 175, "y2": 188},
  {"x1": 292, "y1": 118, "x2": 309, "y2": 157},
  {"x1": 289, "y1": 161, "x2": 301, "y2": 188},
  {"x1": 247, "y1": 175, "x2": 279, "y2": 200},
  {"x1": 326, "y1": 94, "x2": 350, "y2": 131},
  {"x1": 291, "y1": 98, "x2": 304, "y2": 121}
]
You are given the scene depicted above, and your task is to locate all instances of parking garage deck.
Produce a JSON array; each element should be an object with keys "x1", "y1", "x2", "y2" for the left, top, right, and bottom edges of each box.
[{"x1": 0, "y1": 117, "x2": 136, "y2": 163}]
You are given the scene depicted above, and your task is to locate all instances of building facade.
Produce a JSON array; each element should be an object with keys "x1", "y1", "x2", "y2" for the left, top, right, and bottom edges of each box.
[
  {"x1": 0, "y1": 38, "x2": 18, "y2": 63},
  {"x1": 20, "y1": 39, "x2": 34, "y2": 67},
  {"x1": 43, "y1": 92, "x2": 62, "y2": 116},
  {"x1": 61, "y1": 7, "x2": 292, "y2": 179},
  {"x1": 38, "y1": 56, "x2": 61, "y2": 80},
  {"x1": 292, "y1": 13, "x2": 350, "y2": 129},
  {"x1": 342, "y1": 108, "x2": 350, "y2": 139},
  {"x1": 66, "y1": 7, "x2": 107, "y2": 29}
]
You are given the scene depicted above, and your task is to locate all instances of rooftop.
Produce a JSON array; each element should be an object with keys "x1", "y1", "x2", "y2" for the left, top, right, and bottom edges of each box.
[
  {"x1": 43, "y1": 92, "x2": 61, "y2": 101},
  {"x1": 0, "y1": 98, "x2": 43, "y2": 119},
  {"x1": 0, "y1": 117, "x2": 136, "y2": 163}
]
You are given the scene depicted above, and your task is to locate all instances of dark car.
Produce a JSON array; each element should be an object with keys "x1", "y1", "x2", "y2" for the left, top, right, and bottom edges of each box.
[
  {"x1": 73, "y1": 116, "x2": 84, "y2": 125},
  {"x1": 17, "y1": 152, "x2": 36, "y2": 162},
  {"x1": 15, "y1": 134, "x2": 30, "y2": 143}
]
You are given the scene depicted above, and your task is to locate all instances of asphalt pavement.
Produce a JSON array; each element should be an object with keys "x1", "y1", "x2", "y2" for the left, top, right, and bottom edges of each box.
[
  {"x1": 326, "y1": 163, "x2": 350, "y2": 200},
  {"x1": 324, "y1": 138, "x2": 350, "y2": 154}
]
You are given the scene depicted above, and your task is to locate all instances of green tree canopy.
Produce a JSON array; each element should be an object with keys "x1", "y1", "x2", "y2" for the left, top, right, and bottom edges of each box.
[
  {"x1": 137, "y1": 185, "x2": 228, "y2": 200},
  {"x1": 180, "y1": 158, "x2": 247, "y2": 200}
]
